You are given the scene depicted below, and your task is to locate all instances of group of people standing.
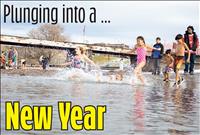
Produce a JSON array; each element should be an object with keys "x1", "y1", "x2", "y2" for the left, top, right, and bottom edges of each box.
[
  {"x1": 131, "y1": 25, "x2": 199, "y2": 85},
  {"x1": 1, "y1": 47, "x2": 18, "y2": 69},
  {"x1": 151, "y1": 25, "x2": 199, "y2": 76}
]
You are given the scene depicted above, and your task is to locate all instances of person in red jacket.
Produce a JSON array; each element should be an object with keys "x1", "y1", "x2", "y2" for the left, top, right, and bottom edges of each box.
[{"x1": 184, "y1": 26, "x2": 199, "y2": 75}]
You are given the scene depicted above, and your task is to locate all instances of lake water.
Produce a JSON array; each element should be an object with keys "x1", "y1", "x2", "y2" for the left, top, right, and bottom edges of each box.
[{"x1": 1, "y1": 70, "x2": 200, "y2": 135}]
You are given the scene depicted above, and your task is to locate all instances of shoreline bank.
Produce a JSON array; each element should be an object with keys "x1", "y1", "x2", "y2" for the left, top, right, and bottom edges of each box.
[
  {"x1": 1, "y1": 68, "x2": 200, "y2": 77},
  {"x1": 1, "y1": 68, "x2": 59, "y2": 76}
]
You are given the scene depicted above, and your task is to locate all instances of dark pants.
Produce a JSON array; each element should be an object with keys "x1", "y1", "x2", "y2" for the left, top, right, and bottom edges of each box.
[
  {"x1": 42, "y1": 59, "x2": 48, "y2": 70},
  {"x1": 184, "y1": 53, "x2": 196, "y2": 73},
  {"x1": 152, "y1": 58, "x2": 161, "y2": 75}
]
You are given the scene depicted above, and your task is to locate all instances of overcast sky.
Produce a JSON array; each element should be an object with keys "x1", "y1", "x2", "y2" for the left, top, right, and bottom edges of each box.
[{"x1": 1, "y1": 1, "x2": 199, "y2": 47}]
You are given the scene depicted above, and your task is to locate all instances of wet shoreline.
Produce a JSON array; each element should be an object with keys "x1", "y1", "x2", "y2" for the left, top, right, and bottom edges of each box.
[
  {"x1": 1, "y1": 68, "x2": 200, "y2": 77},
  {"x1": 0, "y1": 68, "x2": 58, "y2": 76},
  {"x1": 1, "y1": 71, "x2": 199, "y2": 135}
]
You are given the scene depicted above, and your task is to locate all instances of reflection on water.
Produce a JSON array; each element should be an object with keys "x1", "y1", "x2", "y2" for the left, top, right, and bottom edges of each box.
[
  {"x1": 1, "y1": 73, "x2": 199, "y2": 135},
  {"x1": 133, "y1": 87, "x2": 144, "y2": 132}
]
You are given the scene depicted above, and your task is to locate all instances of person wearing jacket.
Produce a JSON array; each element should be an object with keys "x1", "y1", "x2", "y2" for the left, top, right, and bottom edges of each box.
[
  {"x1": 151, "y1": 37, "x2": 164, "y2": 75},
  {"x1": 184, "y1": 26, "x2": 199, "y2": 75}
]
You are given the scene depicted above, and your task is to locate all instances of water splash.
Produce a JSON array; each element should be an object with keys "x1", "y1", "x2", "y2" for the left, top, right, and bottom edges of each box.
[{"x1": 53, "y1": 68, "x2": 138, "y2": 85}]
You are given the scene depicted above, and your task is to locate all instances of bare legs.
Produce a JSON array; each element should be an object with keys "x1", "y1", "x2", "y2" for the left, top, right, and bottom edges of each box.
[
  {"x1": 134, "y1": 61, "x2": 146, "y2": 85},
  {"x1": 175, "y1": 70, "x2": 180, "y2": 83}
]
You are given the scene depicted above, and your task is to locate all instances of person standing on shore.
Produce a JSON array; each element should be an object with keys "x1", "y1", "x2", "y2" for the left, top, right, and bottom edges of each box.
[
  {"x1": 8, "y1": 48, "x2": 14, "y2": 67},
  {"x1": 151, "y1": 37, "x2": 164, "y2": 75},
  {"x1": 183, "y1": 26, "x2": 199, "y2": 75},
  {"x1": 13, "y1": 48, "x2": 18, "y2": 69},
  {"x1": 21, "y1": 59, "x2": 26, "y2": 69},
  {"x1": 1, "y1": 51, "x2": 6, "y2": 69},
  {"x1": 41, "y1": 57, "x2": 49, "y2": 70}
]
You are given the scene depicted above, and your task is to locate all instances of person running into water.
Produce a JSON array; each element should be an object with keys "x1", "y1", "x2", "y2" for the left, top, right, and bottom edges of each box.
[
  {"x1": 107, "y1": 71, "x2": 124, "y2": 82},
  {"x1": 128, "y1": 36, "x2": 160, "y2": 85},
  {"x1": 163, "y1": 49, "x2": 174, "y2": 82},
  {"x1": 68, "y1": 46, "x2": 96, "y2": 69},
  {"x1": 173, "y1": 34, "x2": 190, "y2": 86},
  {"x1": 65, "y1": 46, "x2": 97, "y2": 80}
]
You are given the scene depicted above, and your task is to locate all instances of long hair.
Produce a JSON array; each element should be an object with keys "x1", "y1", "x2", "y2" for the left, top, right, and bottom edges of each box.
[
  {"x1": 78, "y1": 46, "x2": 86, "y2": 54},
  {"x1": 136, "y1": 36, "x2": 145, "y2": 44}
]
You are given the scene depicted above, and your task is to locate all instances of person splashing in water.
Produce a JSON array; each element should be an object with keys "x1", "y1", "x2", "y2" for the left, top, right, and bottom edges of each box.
[
  {"x1": 65, "y1": 46, "x2": 97, "y2": 80},
  {"x1": 127, "y1": 36, "x2": 160, "y2": 85},
  {"x1": 66, "y1": 46, "x2": 96, "y2": 69},
  {"x1": 173, "y1": 34, "x2": 190, "y2": 86},
  {"x1": 163, "y1": 49, "x2": 174, "y2": 82}
]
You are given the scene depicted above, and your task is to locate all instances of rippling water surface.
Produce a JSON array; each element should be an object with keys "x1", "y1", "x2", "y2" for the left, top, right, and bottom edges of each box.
[{"x1": 1, "y1": 71, "x2": 200, "y2": 135}]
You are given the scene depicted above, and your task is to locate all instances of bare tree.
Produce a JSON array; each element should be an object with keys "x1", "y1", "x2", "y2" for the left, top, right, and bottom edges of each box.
[
  {"x1": 27, "y1": 24, "x2": 70, "y2": 63},
  {"x1": 28, "y1": 24, "x2": 70, "y2": 42}
]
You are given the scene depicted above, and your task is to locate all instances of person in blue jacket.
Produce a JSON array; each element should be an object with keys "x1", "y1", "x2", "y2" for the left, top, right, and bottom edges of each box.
[{"x1": 151, "y1": 37, "x2": 164, "y2": 75}]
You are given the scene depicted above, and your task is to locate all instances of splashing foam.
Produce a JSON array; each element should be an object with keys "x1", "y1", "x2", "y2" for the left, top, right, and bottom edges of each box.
[{"x1": 53, "y1": 68, "x2": 140, "y2": 85}]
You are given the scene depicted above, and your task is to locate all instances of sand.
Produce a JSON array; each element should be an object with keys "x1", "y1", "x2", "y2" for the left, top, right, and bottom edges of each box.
[{"x1": 1, "y1": 68, "x2": 59, "y2": 76}]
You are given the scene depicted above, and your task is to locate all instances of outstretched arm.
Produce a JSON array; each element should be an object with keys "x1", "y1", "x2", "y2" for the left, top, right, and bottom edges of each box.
[
  {"x1": 145, "y1": 44, "x2": 160, "y2": 51},
  {"x1": 83, "y1": 55, "x2": 96, "y2": 67},
  {"x1": 126, "y1": 45, "x2": 137, "y2": 53},
  {"x1": 129, "y1": 47, "x2": 136, "y2": 53},
  {"x1": 62, "y1": 61, "x2": 72, "y2": 67}
]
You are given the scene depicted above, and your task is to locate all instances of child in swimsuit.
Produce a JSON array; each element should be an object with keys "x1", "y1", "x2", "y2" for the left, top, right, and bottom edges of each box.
[
  {"x1": 66, "y1": 47, "x2": 97, "y2": 80},
  {"x1": 71, "y1": 56, "x2": 84, "y2": 69},
  {"x1": 163, "y1": 49, "x2": 174, "y2": 82},
  {"x1": 173, "y1": 34, "x2": 190, "y2": 85},
  {"x1": 128, "y1": 36, "x2": 160, "y2": 85},
  {"x1": 65, "y1": 47, "x2": 96, "y2": 69}
]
